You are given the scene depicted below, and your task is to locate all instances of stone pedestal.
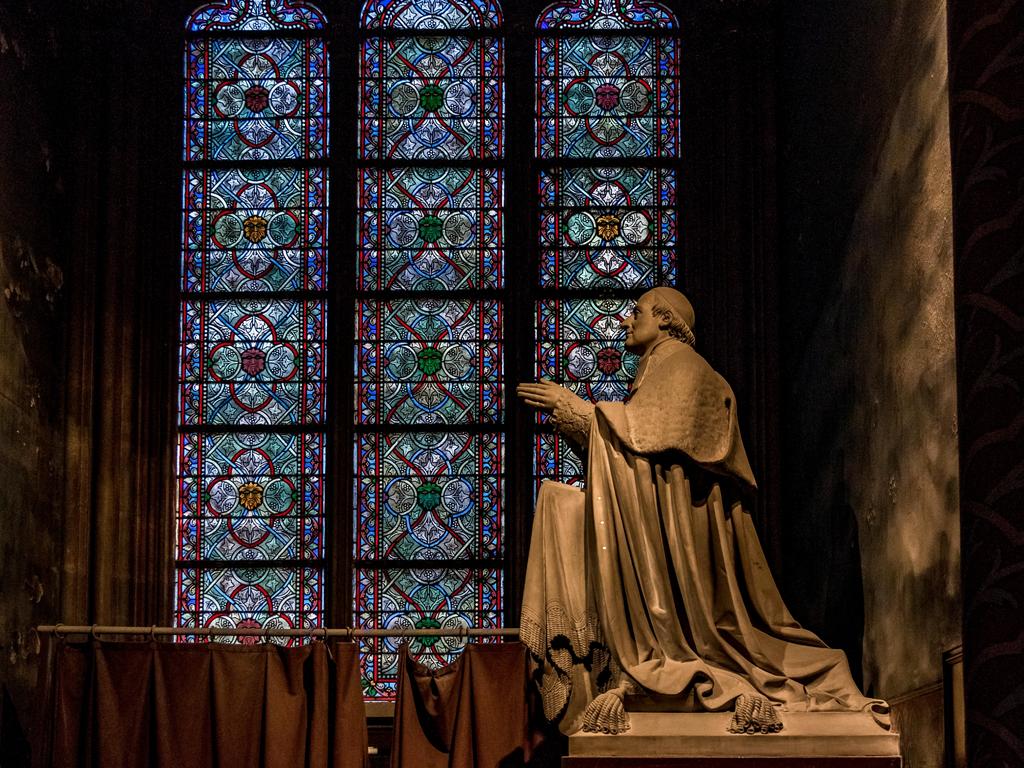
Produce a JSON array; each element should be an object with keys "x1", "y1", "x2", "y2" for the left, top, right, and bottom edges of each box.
[{"x1": 564, "y1": 711, "x2": 901, "y2": 767}]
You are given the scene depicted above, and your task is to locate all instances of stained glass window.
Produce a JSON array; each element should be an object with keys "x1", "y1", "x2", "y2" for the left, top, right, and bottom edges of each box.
[
  {"x1": 539, "y1": 167, "x2": 677, "y2": 290},
  {"x1": 177, "y1": 0, "x2": 328, "y2": 641},
  {"x1": 361, "y1": 0, "x2": 502, "y2": 28},
  {"x1": 356, "y1": 299, "x2": 503, "y2": 425},
  {"x1": 536, "y1": 0, "x2": 676, "y2": 29},
  {"x1": 535, "y1": 0, "x2": 678, "y2": 489},
  {"x1": 359, "y1": 36, "x2": 503, "y2": 160},
  {"x1": 358, "y1": 0, "x2": 505, "y2": 698},
  {"x1": 358, "y1": 168, "x2": 503, "y2": 291}
]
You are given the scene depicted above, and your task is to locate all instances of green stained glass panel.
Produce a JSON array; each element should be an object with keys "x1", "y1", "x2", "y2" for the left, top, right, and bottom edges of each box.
[
  {"x1": 356, "y1": 299, "x2": 503, "y2": 425},
  {"x1": 360, "y1": 36, "x2": 503, "y2": 160},
  {"x1": 359, "y1": 167, "x2": 502, "y2": 290},
  {"x1": 177, "y1": 431, "x2": 324, "y2": 562},
  {"x1": 187, "y1": 37, "x2": 328, "y2": 161},
  {"x1": 184, "y1": 166, "x2": 326, "y2": 292},
  {"x1": 536, "y1": 35, "x2": 678, "y2": 159},
  {"x1": 539, "y1": 166, "x2": 676, "y2": 289},
  {"x1": 176, "y1": 565, "x2": 322, "y2": 644},
  {"x1": 179, "y1": 299, "x2": 326, "y2": 426},
  {"x1": 355, "y1": 567, "x2": 502, "y2": 697},
  {"x1": 356, "y1": 431, "x2": 503, "y2": 561}
]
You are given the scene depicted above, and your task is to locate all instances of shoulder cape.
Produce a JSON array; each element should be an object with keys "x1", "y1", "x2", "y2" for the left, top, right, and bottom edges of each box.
[{"x1": 598, "y1": 342, "x2": 757, "y2": 487}]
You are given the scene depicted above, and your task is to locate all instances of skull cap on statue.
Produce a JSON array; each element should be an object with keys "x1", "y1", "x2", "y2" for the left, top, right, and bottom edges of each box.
[{"x1": 645, "y1": 286, "x2": 696, "y2": 330}]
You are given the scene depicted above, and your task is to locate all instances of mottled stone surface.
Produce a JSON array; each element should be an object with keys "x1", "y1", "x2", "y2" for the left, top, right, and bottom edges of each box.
[
  {"x1": 778, "y1": 1, "x2": 959, "y2": 765},
  {"x1": 0, "y1": 0, "x2": 68, "y2": 732},
  {"x1": 890, "y1": 685, "x2": 946, "y2": 768}
]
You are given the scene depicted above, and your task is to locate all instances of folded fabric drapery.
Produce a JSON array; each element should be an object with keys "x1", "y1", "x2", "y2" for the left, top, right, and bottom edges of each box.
[
  {"x1": 391, "y1": 643, "x2": 532, "y2": 768},
  {"x1": 39, "y1": 639, "x2": 368, "y2": 768}
]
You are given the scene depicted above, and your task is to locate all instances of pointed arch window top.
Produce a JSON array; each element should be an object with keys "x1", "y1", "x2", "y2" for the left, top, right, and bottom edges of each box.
[
  {"x1": 361, "y1": 0, "x2": 502, "y2": 30},
  {"x1": 537, "y1": 0, "x2": 676, "y2": 30},
  {"x1": 188, "y1": 0, "x2": 326, "y2": 31}
]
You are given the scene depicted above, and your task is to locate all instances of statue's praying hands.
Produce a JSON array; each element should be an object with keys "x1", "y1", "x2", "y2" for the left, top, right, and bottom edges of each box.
[
  {"x1": 516, "y1": 380, "x2": 569, "y2": 414},
  {"x1": 517, "y1": 380, "x2": 594, "y2": 448}
]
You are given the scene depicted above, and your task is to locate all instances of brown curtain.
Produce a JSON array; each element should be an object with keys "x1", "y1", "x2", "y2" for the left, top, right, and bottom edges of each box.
[
  {"x1": 39, "y1": 640, "x2": 367, "y2": 768},
  {"x1": 391, "y1": 643, "x2": 531, "y2": 768}
]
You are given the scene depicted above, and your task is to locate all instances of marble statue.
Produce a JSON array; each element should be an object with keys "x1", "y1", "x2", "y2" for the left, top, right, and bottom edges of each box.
[{"x1": 518, "y1": 288, "x2": 886, "y2": 735}]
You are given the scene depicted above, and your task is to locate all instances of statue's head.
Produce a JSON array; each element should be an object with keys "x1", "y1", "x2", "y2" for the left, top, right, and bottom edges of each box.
[
  {"x1": 646, "y1": 287, "x2": 696, "y2": 344},
  {"x1": 621, "y1": 287, "x2": 696, "y2": 354}
]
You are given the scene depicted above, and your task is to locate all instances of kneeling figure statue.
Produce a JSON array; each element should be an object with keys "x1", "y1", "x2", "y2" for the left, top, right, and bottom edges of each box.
[{"x1": 517, "y1": 288, "x2": 886, "y2": 735}]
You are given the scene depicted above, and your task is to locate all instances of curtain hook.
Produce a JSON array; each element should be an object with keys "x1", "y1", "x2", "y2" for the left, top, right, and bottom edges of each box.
[
  {"x1": 318, "y1": 627, "x2": 335, "y2": 662},
  {"x1": 54, "y1": 623, "x2": 65, "y2": 641},
  {"x1": 263, "y1": 625, "x2": 272, "y2": 644},
  {"x1": 90, "y1": 624, "x2": 100, "y2": 641},
  {"x1": 346, "y1": 627, "x2": 354, "y2": 642},
  {"x1": 150, "y1": 625, "x2": 158, "y2": 643}
]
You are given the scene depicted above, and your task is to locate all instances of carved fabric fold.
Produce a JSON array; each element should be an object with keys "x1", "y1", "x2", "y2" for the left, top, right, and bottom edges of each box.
[
  {"x1": 520, "y1": 481, "x2": 613, "y2": 732},
  {"x1": 589, "y1": 402, "x2": 886, "y2": 716}
]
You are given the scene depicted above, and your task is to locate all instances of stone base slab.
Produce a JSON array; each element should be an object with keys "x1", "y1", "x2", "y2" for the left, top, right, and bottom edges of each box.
[
  {"x1": 563, "y1": 758, "x2": 901, "y2": 767},
  {"x1": 568, "y1": 711, "x2": 900, "y2": 761}
]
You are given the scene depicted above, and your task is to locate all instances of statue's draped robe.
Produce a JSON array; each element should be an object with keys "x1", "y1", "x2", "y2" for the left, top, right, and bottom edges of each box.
[{"x1": 521, "y1": 339, "x2": 881, "y2": 733}]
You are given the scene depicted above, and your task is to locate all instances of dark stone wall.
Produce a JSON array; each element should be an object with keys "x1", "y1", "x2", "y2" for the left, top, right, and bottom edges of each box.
[
  {"x1": 0, "y1": 6, "x2": 182, "y2": 758},
  {"x1": 778, "y1": 1, "x2": 960, "y2": 765},
  {"x1": 0, "y1": 0, "x2": 68, "y2": 736}
]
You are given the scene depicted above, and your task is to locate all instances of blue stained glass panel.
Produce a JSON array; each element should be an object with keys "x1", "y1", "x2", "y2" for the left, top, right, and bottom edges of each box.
[
  {"x1": 355, "y1": 0, "x2": 506, "y2": 701},
  {"x1": 360, "y1": 36, "x2": 503, "y2": 160},
  {"x1": 361, "y1": 0, "x2": 502, "y2": 29},
  {"x1": 536, "y1": 35, "x2": 678, "y2": 159},
  {"x1": 535, "y1": 297, "x2": 637, "y2": 406},
  {"x1": 184, "y1": 166, "x2": 326, "y2": 292},
  {"x1": 179, "y1": 0, "x2": 328, "y2": 644},
  {"x1": 356, "y1": 432, "x2": 503, "y2": 561},
  {"x1": 187, "y1": 37, "x2": 328, "y2": 161},
  {"x1": 355, "y1": 567, "x2": 502, "y2": 698},
  {"x1": 180, "y1": 299, "x2": 326, "y2": 426},
  {"x1": 359, "y1": 167, "x2": 503, "y2": 290},
  {"x1": 537, "y1": 0, "x2": 676, "y2": 30},
  {"x1": 178, "y1": 431, "x2": 324, "y2": 562},
  {"x1": 189, "y1": 0, "x2": 327, "y2": 31},
  {"x1": 539, "y1": 165, "x2": 672, "y2": 208},
  {"x1": 356, "y1": 299, "x2": 503, "y2": 425},
  {"x1": 176, "y1": 566, "x2": 322, "y2": 643},
  {"x1": 539, "y1": 166, "x2": 676, "y2": 288}
]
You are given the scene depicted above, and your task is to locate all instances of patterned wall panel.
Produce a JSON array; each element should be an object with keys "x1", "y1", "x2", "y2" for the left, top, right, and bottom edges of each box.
[{"x1": 947, "y1": 0, "x2": 1024, "y2": 763}]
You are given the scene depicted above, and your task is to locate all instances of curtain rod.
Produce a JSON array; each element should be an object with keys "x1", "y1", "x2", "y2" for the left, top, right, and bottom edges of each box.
[{"x1": 36, "y1": 624, "x2": 520, "y2": 640}]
